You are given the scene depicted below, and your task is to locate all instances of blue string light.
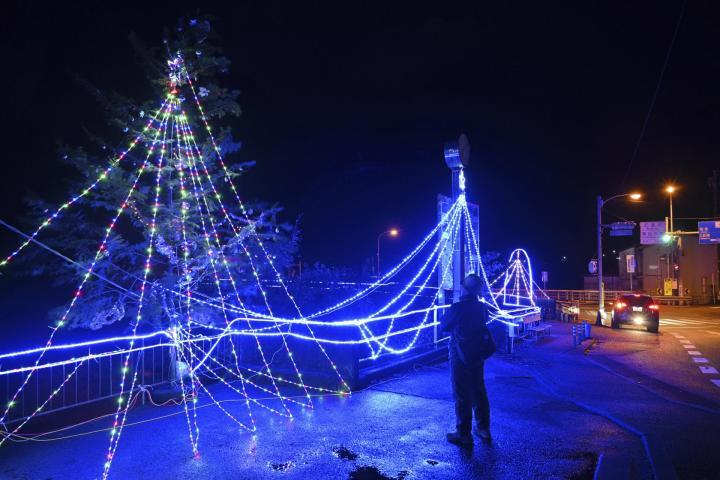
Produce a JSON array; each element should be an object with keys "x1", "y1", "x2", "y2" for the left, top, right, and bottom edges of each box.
[{"x1": 0, "y1": 54, "x2": 547, "y2": 474}]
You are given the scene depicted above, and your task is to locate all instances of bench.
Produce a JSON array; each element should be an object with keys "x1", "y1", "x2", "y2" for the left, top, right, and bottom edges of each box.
[
  {"x1": 526, "y1": 323, "x2": 552, "y2": 340},
  {"x1": 512, "y1": 313, "x2": 552, "y2": 341}
]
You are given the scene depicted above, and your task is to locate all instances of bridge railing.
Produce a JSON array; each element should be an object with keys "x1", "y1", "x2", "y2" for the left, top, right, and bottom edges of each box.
[
  {"x1": 0, "y1": 336, "x2": 239, "y2": 428},
  {"x1": 1, "y1": 338, "x2": 170, "y2": 428},
  {"x1": 539, "y1": 290, "x2": 632, "y2": 302},
  {"x1": 539, "y1": 290, "x2": 693, "y2": 305}
]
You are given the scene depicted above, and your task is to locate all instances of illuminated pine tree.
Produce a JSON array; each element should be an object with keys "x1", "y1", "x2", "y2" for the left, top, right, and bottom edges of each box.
[{"x1": 20, "y1": 18, "x2": 299, "y2": 331}]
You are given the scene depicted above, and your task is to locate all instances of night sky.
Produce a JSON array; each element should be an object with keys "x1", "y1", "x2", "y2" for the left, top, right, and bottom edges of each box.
[{"x1": 1, "y1": 1, "x2": 719, "y2": 288}]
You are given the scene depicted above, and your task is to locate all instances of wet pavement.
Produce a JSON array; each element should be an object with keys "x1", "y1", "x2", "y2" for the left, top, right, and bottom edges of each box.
[{"x1": 5, "y1": 312, "x2": 719, "y2": 479}]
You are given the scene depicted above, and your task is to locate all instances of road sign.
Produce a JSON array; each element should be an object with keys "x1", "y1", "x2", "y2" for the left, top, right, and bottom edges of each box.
[
  {"x1": 699, "y1": 221, "x2": 720, "y2": 244},
  {"x1": 609, "y1": 221, "x2": 635, "y2": 237},
  {"x1": 588, "y1": 259, "x2": 598, "y2": 274},
  {"x1": 626, "y1": 254, "x2": 636, "y2": 273},
  {"x1": 664, "y1": 278, "x2": 673, "y2": 296},
  {"x1": 640, "y1": 221, "x2": 666, "y2": 245}
]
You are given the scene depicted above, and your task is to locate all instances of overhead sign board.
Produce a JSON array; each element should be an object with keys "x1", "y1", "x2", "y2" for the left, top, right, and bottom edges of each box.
[
  {"x1": 610, "y1": 221, "x2": 635, "y2": 237},
  {"x1": 640, "y1": 221, "x2": 666, "y2": 245},
  {"x1": 699, "y1": 221, "x2": 720, "y2": 245}
]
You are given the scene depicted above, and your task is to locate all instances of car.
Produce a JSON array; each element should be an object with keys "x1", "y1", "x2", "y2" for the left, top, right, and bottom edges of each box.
[{"x1": 610, "y1": 294, "x2": 660, "y2": 333}]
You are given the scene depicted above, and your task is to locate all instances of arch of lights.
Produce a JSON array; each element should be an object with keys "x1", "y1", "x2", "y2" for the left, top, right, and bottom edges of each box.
[{"x1": 0, "y1": 55, "x2": 542, "y2": 476}]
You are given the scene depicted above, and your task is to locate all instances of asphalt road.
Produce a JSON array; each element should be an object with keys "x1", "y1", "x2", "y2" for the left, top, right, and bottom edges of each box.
[
  {"x1": 580, "y1": 305, "x2": 720, "y2": 406},
  {"x1": 561, "y1": 305, "x2": 720, "y2": 479}
]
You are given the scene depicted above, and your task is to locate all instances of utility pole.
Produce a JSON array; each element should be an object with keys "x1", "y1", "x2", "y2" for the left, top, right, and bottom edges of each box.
[
  {"x1": 596, "y1": 196, "x2": 604, "y2": 325},
  {"x1": 710, "y1": 170, "x2": 719, "y2": 219},
  {"x1": 712, "y1": 170, "x2": 719, "y2": 302}
]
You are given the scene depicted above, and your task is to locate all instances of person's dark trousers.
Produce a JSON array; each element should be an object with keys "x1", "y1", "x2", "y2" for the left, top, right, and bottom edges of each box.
[{"x1": 450, "y1": 349, "x2": 490, "y2": 434}]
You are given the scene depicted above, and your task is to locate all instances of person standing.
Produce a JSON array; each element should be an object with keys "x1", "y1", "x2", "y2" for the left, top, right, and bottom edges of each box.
[{"x1": 440, "y1": 273, "x2": 495, "y2": 446}]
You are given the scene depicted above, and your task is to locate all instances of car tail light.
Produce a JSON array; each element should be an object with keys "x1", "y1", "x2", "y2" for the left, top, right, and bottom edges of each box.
[
  {"x1": 648, "y1": 304, "x2": 659, "y2": 310},
  {"x1": 615, "y1": 301, "x2": 627, "y2": 309}
]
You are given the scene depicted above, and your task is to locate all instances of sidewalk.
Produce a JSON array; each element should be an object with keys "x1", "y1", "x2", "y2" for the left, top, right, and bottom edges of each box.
[{"x1": 0, "y1": 327, "x2": 649, "y2": 480}]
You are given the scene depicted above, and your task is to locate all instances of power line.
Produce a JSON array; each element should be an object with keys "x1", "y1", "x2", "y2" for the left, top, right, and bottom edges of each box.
[{"x1": 620, "y1": 0, "x2": 688, "y2": 187}]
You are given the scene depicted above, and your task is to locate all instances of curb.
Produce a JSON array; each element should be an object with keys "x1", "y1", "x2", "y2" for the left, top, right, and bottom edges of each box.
[{"x1": 524, "y1": 363, "x2": 678, "y2": 480}]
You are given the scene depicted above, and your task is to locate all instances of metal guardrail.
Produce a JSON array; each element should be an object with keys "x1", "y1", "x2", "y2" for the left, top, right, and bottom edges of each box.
[
  {"x1": 542, "y1": 290, "x2": 693, "y2": 305},
  {"x1": 541, "y1": 290, "x2": 632, "y2": 301}
]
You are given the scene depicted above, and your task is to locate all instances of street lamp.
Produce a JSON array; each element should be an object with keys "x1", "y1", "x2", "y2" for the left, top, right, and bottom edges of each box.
[
  {"x1": 664, "y1": 185, "x2": 678, "y2": 293},
  {"x1": 377, "y1": 228, "x2": 399, "y2": 277},
  {"x1": 596, "y1": 192, "x2": 642, "y2": 325},
  {"x1": 665, "y1": 185, "x2": 676, "y2": 233}
]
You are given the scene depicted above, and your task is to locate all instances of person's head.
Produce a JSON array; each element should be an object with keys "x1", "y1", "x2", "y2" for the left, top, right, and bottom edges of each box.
[{"x1": 461, "y1": 273, "x2": 483, "y2": 297}]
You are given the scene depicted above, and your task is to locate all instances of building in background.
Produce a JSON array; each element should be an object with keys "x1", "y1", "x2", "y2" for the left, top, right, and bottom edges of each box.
[{"x1": 618, "y1": 236, "x2": 718, "y2": 304}]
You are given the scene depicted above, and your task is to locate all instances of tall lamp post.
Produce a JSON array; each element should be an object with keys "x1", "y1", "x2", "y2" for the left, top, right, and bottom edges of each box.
[
  {"x1": 377, "y1": 228, "x2": 399, "y2": 277},
  {"x1": 665, "y1": 185, "x2": 677, "y2": 293},
  {"x1": 666, "y1": 185, "x2": 676, "y2": 233},
  {"x1": 596, "y1": 192, "x2": 642, "y2": 325}
]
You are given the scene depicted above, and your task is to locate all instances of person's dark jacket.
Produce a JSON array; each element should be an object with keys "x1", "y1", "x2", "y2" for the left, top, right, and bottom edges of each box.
[{"x1": 440, "y1": 295, "x2": 495, "y2": 366}]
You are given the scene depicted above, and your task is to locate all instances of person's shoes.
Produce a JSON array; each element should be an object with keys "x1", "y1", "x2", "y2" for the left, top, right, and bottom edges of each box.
[
  {"x1": 446, "y1": 431, "x2": 473, "y2": 446},
  {"x1": 473, "y1": 427, "x2": 491, "y2": 441}
]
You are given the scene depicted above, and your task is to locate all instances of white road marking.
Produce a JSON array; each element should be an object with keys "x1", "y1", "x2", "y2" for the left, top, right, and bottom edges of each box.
[
  {"x1": 675, "y1": 335, "x2": 686, "y2": 339},
  {"x1": 661, "y1": 320, "x2": 686, "y2": 325},
  {"x1": 707, "y1": 331, "x2": 720, "y2": 336},
  {"x1": 699, "y1": 366, "x2": 719, "y2": 374},
  {"x1": 662, "y1": 318, "x2": 709, "y2": 326},
  {"x1": 683, "y1": 345, "x2": 696, "y2": 349},
  {"x1": 661, "y1": 326, "x2": 705, "y2": 329},
  {"x1": 679, "y1": 340, "x2": 691, "y2": 344},
  {"x1": 688, "y1": 351, "x2": 702, "y2": 356},
  {"x1": 712, "y1": 380, "x2": 720, "y2": 388},
  {"x1": 693, "y1": 358, "x2": 709, "y2": 363}
]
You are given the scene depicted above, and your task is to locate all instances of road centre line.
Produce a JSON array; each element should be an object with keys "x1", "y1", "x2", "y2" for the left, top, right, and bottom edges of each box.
[
  {"x1": 688, "y1": 351, "x2": 701, "y2": 356},
  {"x1": 699, "y1": 366, "x2": 719, "y2": 374},
  {"x1": 693, "y1": 358, "x2": 709, "y2": 364},
  {"x1": 683, "y1": 345, "x2": 696, "y2": 349}
]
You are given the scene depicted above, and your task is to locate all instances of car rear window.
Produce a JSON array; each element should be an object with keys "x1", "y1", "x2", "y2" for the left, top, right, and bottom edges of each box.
[{"x1": 620, "y1": 295, "x2": 654, "y2": 306}]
